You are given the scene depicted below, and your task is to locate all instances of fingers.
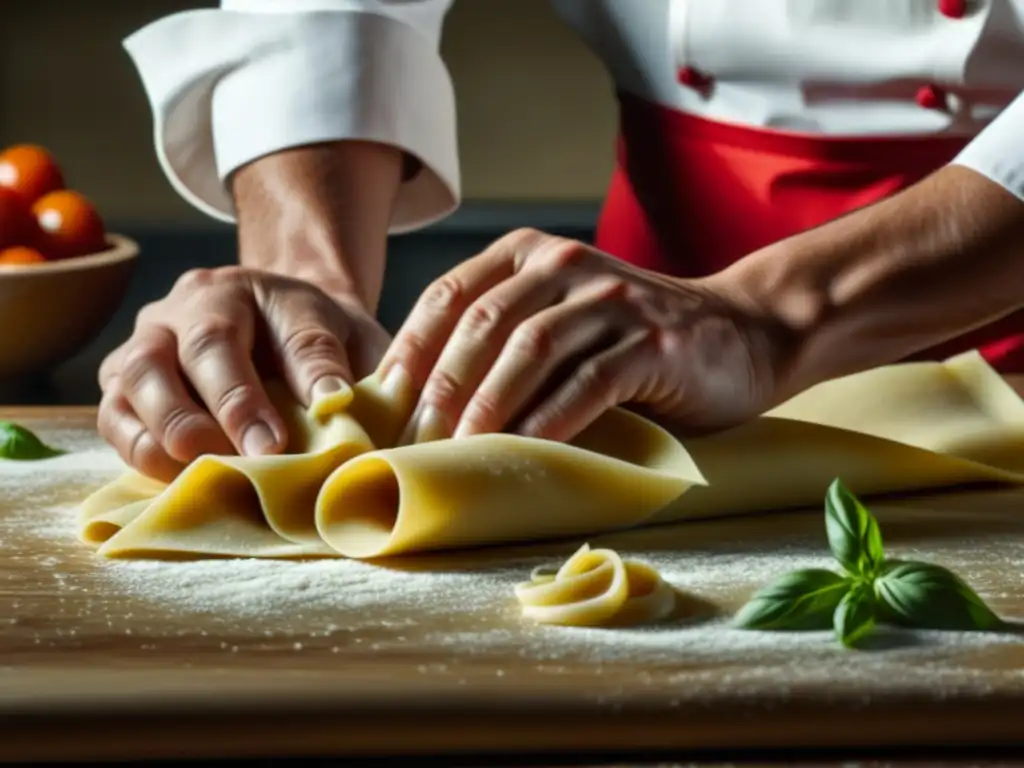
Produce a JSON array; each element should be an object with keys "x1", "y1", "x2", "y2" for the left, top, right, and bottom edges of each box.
[
  {"x1": 404, "y1": 268, "x2": 565, "y2": 443},
  {"x1": 97, "y1": 387, "x2": 185, "y2": 483},
  {"x1": 380, "y1": 229, "x2": 539, "y2": 389},
  {"x1": 174, "y1": 308, "x2": 289, "y2": 457},
  {"x1": 515, "y1": 330, "x2": 654, "y2": 443},
  {"x1": 452, "y1": 279, "x2": 627, "y2": 438},
  {"x1": 262, "y1": 290, "x2": 358, "y2": 408},
  {"x1": 116, "y1": 326, "x2": 236, "y2": 463}
]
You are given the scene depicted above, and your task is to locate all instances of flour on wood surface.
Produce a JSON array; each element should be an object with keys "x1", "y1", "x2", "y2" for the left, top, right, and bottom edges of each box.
[{"x1": 3, "y1": 425, "x2": 1024, "y2": 693}]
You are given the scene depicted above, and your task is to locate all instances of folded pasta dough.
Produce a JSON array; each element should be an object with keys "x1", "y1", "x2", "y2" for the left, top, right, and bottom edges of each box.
[
  {"x1": 77, "y1": 350, "x2": 1024, "y2": 560},
  {"x1": 81, "y1": 369, "x2": 704, "y2": 559},
  {"x1": 315, "y1": 406, "x2": 698, "y2": 558},
  {"x1": 79, "y1": 379, "x2": 382, "y2": 557},
  {"x1": 649, "y1": 351, "x2": 1024, "y2": 525}
]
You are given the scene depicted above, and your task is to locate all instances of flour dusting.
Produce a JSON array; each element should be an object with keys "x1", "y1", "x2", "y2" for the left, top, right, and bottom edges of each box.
[{"x1": 3, "y1": 427, "x2": 1024, "y2": 696}]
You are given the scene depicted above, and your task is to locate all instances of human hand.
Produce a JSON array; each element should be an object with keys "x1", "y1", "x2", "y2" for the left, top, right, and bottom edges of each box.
[
  {"x1": 98, "y1": 268, "x2": 391, "y2": 481},
  {"x1": 379, "y1": 228, "x2": 790, "y2": 445}
]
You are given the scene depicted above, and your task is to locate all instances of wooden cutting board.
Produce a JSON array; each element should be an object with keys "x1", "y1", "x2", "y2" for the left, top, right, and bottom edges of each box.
[{"x1": 2, "y1": 406, "x2": 1024, "y2": 763}]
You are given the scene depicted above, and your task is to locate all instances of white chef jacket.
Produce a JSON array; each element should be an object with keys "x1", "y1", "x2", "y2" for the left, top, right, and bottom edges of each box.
[{"x1": 123, "y1": 0, "x2": 1024, "y2": 234}]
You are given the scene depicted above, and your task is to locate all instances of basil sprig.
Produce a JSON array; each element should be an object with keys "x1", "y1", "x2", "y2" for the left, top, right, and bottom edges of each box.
[
  {"x1": 0, "y1": 421, "x2": 66, "y2": 461},
  {"x1": 734, "y1": 478, "x2": 1005, "y2": 647}
]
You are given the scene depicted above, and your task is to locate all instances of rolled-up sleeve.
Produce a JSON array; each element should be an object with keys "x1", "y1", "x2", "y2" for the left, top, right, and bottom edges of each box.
[
  {"x1": 951, "y1": 91, "x2": 1024, "y2": 202},
  {"x1": 123, "y1": 0, "x2": 460, "y2": 233}
]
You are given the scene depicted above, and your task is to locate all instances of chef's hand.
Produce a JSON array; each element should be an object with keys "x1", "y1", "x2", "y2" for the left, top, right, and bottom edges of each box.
[
  {"x1": 379, "y1": 228, "x2": 790, "y2": 444},
  {"x1": 97, "y1": 269, "x2": 390, "y2": 481}
]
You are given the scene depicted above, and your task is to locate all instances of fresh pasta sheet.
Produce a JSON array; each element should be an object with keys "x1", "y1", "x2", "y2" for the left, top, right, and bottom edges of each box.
[{"x1": 79, "y1": 352, "x2": 1024, "y2": 560}]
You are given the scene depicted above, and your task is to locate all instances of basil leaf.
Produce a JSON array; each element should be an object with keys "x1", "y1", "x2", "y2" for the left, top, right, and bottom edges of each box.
[
  {"x1": 833, "y1": 581, "x2": 876, "y2": 648},
  {"x1": 734, "y1": 568, "x2": 852, "y2": 631},
  {"x1": 825, "y1": 478, "x2": 884, "y2": 577},
  {"x1": 875, "y1": 560, "x2": 1004, "y2": 631},
  {"x1": 0, "y1": 421, "x2": 65, "y2": 461}
]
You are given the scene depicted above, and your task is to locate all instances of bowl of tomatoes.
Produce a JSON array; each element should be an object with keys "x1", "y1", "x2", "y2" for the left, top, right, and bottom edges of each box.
[{"x1": 0, "y1": 144, "x2": 138, "y2": 381}]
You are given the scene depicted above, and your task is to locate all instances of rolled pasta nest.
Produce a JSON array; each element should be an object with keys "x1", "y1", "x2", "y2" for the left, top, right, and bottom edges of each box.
[{"x1": 513, "y1": 543, "x2": 677, "y2": 627}]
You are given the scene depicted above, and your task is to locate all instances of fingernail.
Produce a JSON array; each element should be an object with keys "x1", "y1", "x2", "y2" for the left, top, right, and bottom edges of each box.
[
  {"x1": 381, "y1": 364, "x2": 411, "y2": 399},
  {"x1": 452, "y1": 413, "x2": 478, "y2": 440},
  {"x1": 413, "y1": 405, "x2": 449, "y2": 444},
  {"x1": 242, "y1": 421, "x2": 279, "y2": 456},
  {"x1": 396, "y1": 402, "x2": 421, "y2": 447},
  {"x1": 311, "y1": 376, "x2": 349, "y2": 402}
]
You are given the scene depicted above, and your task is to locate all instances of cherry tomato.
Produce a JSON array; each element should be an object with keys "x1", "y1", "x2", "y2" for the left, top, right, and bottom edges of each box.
[
  {"x1": 32, "y1": 190, "x2": 107, "y2": 260},
  {"x1": 0, "y1": 187, "x2": 41, "y2": 250},
  {"x1": 0, "y1": 245, "x2": 47, "y2": 266},
  {"x1": 0, "y1": 144, "x2": 65, "y2": 204}
]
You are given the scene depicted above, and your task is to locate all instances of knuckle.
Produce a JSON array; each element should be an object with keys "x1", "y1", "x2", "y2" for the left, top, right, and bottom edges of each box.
[
  {"x1": 97, "y1": 353, "x2": 121, "y2": 389},
  {"x1": 387, "y1": 332, "x2": 427, "y2": 365},
  {"x1": 575, "y1": 359, "x2": 614, "y2": 394},
  {"x1": 384, "y1": 332, "x2": 429, "y2": 376},
  {"x1": 460, "y1": 299, "x2": 505, "y2": 339},
  {"x1": 421, "y1": 275, "x2": 464, "y2": 313},
  {"x1": 158, "y1": 405, "x2": 201, "y2": 449},
  {"x1": 596, "y1": 276, "x2": 631, "y2": 302},
  {"x1": 173, "y1": 267, "x2": 216, "y2": 293},
  {"x1": 178, "y1": 318, "x2": 236, "y2": 363},
  {"x1": 504, "y1": 226, "x2": 543, "y2": 246},
  {"x1": 95, "y1": 399, "x2": 121, "y2": 444},
  {"x1": 539, "y1": 239, "x2": 588, "y2": 272},
  {"x1": 462, "y1": 389, "x2": 503, "y2": 426},
  {"x1": 508, "y1": 320, "x2": 553, "y2": 361},
  {"x1": 119, "y1": 339, "x2": 173, "y2": 389},
  {"x1": 135, "y1": 301, "x2": 164, "y2": 328},
  {"x1": 215, "y1": 264, "x2": 247, "y2": 282},
  {"x1": 128, "y1": 431, "x2": 172, "y2": 478},
  {"x1": 653, "y1": 327, "x2": 683, "y2": 357},
  {"x1": 280, "y1": 326, "x2": 345, "y2": 363},
  {"x1": 423, "y1": 368, "x2": 463, "y2": 409},
  {"x1": 210, "y1": 381, "x2": 262, "y2": 431},
  {"x1": 173, "y1": 266, "x2": 247, "y2": 296}
]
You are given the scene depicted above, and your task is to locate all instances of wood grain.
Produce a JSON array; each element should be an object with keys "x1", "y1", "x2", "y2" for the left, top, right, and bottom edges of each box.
[{"x1": 2, "y1": 407, "x2": 1024, "y2": 762}]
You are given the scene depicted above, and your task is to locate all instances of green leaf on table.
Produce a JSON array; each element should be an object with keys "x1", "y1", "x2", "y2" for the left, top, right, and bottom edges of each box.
[
  {"x1": 734, "y1": 568, "x2": 852, "y2": 631},
  {"x1": 874, "y1": 560, "x2": 1004, "y2": 631},
  {"x1": 833, "y1": 581, "x2": 877, "y2": 648},
  {"x1": 0, "y1": 421, "x2": 66, "y2": 461},
  {"x1": 825, "y1": 478, "x2": 884, "y2": 577}
]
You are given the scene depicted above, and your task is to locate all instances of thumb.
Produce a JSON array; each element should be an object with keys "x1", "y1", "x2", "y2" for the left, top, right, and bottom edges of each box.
[{"x1": 268, "y1": 296, "x2": 356, "y2": 409}]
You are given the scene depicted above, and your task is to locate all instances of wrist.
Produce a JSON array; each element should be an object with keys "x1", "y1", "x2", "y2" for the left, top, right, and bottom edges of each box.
[
  {"x1": 231, "y1": 141, "x2": 401, "y2": 313},
  {"x1": 714, "y1": 165, "x2": 1024, "y2": 397}
]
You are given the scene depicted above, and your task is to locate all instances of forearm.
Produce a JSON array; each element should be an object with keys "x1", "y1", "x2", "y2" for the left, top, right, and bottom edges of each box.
[
  {"x1": 717, "y1": 165, "x2": 1024, "y2": 399},
  {"x1": 231, "y1": 140, "x2": 403, "y2": 312}
]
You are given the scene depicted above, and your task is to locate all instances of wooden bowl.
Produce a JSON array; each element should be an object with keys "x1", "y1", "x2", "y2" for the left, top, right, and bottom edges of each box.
[{"x1": 0, "y1": 234, "x2": 138, "y2": 380}]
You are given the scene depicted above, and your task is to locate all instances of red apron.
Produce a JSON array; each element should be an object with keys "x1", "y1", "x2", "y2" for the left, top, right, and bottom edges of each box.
[{"x1": 595, "y1": 91, "x2": 1024, "y2": 373}]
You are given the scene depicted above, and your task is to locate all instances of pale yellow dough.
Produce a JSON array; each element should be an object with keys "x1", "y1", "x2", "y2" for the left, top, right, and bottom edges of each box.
[
  {"x1": 78, "y1": 351, "x2": 1024, "y2": 560},
  {"x1": 514, "y1": 544, "x2": 676, "y2": 627}
]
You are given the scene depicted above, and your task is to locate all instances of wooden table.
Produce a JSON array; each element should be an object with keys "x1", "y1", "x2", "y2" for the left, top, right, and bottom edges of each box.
[{"x1": 2, "y1": 406, "x2": 1024, "y2": 765}]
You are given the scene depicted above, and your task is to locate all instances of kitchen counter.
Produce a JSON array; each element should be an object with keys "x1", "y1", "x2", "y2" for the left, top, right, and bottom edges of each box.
[{"x1": 2, "y1": 407, "x2": 1024, "y2": 764}]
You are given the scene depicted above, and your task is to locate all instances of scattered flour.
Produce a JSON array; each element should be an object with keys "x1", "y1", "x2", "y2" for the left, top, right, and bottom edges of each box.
[{"x1": 3, "y1": 426, "x2": 1024, "y2": 696}]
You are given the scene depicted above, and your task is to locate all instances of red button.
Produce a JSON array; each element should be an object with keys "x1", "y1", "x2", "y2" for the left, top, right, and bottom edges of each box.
[
  {"x1": 677, "y1": 66, "x2": 711, "y2": 89},
  {"x1": 938, "y1": 0, "x2": 966, "y2": 18},
  {"x1": 916, "y1": 84, "x2": 948, "y2": 110}
]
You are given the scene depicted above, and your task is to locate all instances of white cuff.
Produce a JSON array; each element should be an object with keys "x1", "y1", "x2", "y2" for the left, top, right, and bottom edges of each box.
[
  {"x1": 951, "y1": 91, "x2": 1024, "y2": 203},
  {"x1": 123, "y1": 9, "x2": 460, "y2": 233}
]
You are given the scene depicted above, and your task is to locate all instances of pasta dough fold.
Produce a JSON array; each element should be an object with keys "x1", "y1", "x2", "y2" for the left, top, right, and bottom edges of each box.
[
  {"x1": 78, "y1": 352, "x2": 1024, "y2": 560},
  {"x1": 80, "y1": 370, "x2": 702, "y2": 559}
]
